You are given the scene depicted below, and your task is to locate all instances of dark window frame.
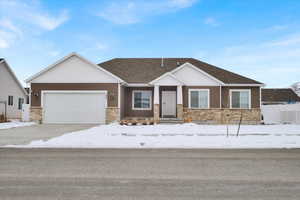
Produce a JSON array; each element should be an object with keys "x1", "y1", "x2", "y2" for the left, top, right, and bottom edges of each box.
[
  {"x1": 18, "y1": 98, "x2": 24, "y2": 110},
  {"x1": 8, "y1": 96, "x2": 13, "y2": 106}
]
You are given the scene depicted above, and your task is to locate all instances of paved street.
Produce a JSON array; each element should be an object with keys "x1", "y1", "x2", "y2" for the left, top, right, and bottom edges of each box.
[
  {"x1": 0, "y1": 148, "x2": 300, "y2": 199},
  {"x1": 0, "y1": 124, "x2": 95, "y2": 146}
]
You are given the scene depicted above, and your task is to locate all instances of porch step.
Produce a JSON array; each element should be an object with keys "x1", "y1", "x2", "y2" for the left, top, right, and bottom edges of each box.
[{"x1": 159, "y1": 118, "x2": 184, "y2": 124}]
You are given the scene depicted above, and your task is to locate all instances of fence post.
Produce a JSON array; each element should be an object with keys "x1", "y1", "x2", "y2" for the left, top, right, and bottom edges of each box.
[{"x1": 236, "y1": 110, "x2": 243, "y2": 137}]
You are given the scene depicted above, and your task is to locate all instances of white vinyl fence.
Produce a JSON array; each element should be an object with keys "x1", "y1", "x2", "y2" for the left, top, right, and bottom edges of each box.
[
  {"x1": 262, "y1": 103, "x2": 300, "y2": 124},
  {"x1": 21, "y1": 104, "x2": 30, "y2": 122}
]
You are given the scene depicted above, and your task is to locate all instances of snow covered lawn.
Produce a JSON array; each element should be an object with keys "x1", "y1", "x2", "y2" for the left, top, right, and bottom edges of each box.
[
  {"x1": 9, "y1": 123, "x2": 300, "y2": 149},
  {"x1": 0, "y1": 121, "x2": 36, "y2": 130}
]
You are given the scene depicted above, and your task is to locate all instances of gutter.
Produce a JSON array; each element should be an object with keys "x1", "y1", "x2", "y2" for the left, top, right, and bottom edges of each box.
[{"x1": 224, "y1": 83, "x2": 265, "y2": 87}]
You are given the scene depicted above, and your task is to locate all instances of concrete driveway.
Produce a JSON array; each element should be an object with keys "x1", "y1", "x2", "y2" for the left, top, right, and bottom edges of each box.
[{"x1": 0, "y1": 124, "x2": 95, "y2": 146}]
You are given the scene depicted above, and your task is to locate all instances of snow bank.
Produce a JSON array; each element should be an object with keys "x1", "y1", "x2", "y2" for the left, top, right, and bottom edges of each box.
[
  {"x1": 0, "y1": 121, "x2": 36, "y2": 130},
  {"x1": 10, "y1": 123, "x2": 300, "y2": 149}
]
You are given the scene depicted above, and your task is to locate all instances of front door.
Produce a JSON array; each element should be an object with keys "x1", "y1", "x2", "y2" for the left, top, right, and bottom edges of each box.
[{"x1": 161, "y1": 91, "x2": 176, "y2": 118}]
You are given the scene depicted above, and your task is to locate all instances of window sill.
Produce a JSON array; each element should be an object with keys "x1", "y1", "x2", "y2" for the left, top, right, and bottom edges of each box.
[
  {"x1": 132, "y1": 108, "x2": 152, "y2": 111},
  {"x1": 229, "y1": 108, "x2": 251, "y2": 110},
  {"x1": 189, "y1": 107, "x2": 210, "y2": 110}
]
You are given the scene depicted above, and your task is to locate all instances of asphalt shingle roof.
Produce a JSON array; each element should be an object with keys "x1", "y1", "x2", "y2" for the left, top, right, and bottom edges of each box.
[
  {"x1": 262, "y1": 88, "x2": 300, "y2": 102},
  {"x1": 99, "y1": 58, "x2": 262, "y2": 84}
]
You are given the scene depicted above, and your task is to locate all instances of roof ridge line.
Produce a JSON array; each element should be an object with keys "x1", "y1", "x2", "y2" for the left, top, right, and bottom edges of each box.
[{"x1": 111, "y1": 57, "x2": 193, "y2": 59}]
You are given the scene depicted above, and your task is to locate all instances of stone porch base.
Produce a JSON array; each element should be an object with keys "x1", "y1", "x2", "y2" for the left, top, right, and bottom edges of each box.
[
  {"x1": 177, "y1": 104, "x2": 183, "y2": 120},
  {"x1": 105, "y1": 107, "x2": 120, "y2": 124},
  {"x1": 183, "y1": 108, "x2": 261, "y2": 124},
  {"x1": 30, "y1": 106, "x2": 42, "y2": 123},
  {"x1": 154, "y1": 104, "x2": 160, "y2": 122}
]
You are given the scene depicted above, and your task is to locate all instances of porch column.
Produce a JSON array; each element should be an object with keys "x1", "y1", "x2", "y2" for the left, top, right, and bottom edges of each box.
[
  {"x1": 153, "y1": 85, "x2": 160, "y2": 122},
  {"x1": 177, "y1": 85, "x2": 183, "y2": 120}
]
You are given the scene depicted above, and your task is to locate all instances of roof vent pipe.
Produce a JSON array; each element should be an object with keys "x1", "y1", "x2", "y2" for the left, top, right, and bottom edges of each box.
[{"x1": 161, "y1": 57, "x2": 164, "y2": 67}]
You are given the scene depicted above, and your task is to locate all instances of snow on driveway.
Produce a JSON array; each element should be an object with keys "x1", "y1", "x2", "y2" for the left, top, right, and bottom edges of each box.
[
  {"x1": 8, "y1": 123, "x2": 300, "y2": 148},
  {"x1": 0, "y1": 121, "x2": 36, "y2": 130}
]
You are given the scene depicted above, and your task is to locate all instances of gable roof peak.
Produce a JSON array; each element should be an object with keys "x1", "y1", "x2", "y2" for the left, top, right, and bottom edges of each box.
[
  {"x1": 0, "y1": 58, "x2": 27, "y2": 95},
  {"x1": 26, "y1": 52, "x2": 124, "y2": 83}
]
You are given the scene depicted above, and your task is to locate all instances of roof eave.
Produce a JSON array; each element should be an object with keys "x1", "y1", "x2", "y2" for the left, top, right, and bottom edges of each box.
[
  {"x1": 223, "y1": 83, "x2": 265, "y2": 87},
  {"x1": 123, "y1": 83, "x2": 151, "y2": 87}
]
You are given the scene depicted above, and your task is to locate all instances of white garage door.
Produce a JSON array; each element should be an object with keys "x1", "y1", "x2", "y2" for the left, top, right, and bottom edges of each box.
[{"x1": 42, "y1": 91, "x2": 107, "y2": 124}]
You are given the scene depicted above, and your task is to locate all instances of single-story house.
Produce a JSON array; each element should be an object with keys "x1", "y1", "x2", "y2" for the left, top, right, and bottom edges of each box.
[
  {"x1": 262, "y1": 88, "x2": 300, "y2": 105},
  {"x1": 26, "y1": 53, "x2": 264, "y2": 124},
  {"x1": 0, "y1": 58, "x2": 28, "y2": 119}
]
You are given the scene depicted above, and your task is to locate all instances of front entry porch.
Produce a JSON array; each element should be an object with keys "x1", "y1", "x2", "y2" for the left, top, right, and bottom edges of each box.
[
  {"x1": 160, "y1": 87, "x2": 177, "y2": 118},
  {"x1": 120, "y1": 84, "x2": 184, "y2": 123},
  {"x1": 154, "y1": 85, "x2": 183, "y2": 122}
]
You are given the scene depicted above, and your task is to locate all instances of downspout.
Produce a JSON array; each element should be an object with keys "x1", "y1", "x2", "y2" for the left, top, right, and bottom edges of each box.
[
  {"x1": 219, "y1": 85, "x2": 222, "y2": 109},
  {"x1": 118, "y1": 82, "x2": 121, "y2": 109},
  {"x1": 259, "y1": 86, "x2": 262, "y2": 109},
  {"x1": 28, "y1": 82, "x2": 31, "y2": 106},
  {"x1": 118, "y1": 82, "x2": 121, "y2": 121}
]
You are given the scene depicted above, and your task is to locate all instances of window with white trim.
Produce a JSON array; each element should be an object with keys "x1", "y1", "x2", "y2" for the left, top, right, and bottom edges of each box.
[
  {"x1": 189, "y1": 89, "x2": 209, "y2": 109},
  {"x1": 230, "y1": 90, "x2": 251, "y2": 109},
  {"x1": 132, "y1": 90, "x2": 152, "y2": 110}
]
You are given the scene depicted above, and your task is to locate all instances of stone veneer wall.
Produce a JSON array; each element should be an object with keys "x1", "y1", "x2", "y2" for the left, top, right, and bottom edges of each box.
[
  {"x1": 106, "y1": 107, "x2": 120, "y2": 124},
  {"x1": 31, "y1": 106, "x2": 261, "y2": 125},
  {"x1": 177, "y1": 104, "x2": 183, "y2": 120},
  {"x1": 30, "y1": 106, "x2": 42, "y2": 122},
  {"x1": 154, "y1": 104, "x2": 160, "y2": 122},
  {"x1": 183, "y1": 108, "x2": 261, "y2": 124}
]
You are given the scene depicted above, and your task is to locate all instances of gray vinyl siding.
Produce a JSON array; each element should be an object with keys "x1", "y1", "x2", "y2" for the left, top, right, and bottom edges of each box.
[{"x1": 0, "y1": 62, "x2": 27, "y2": 119}]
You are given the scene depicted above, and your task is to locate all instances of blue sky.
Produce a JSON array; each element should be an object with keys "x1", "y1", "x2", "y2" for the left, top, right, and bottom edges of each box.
[{"x1": 1, "y1": 0, "x2": 300, "y2": 87}]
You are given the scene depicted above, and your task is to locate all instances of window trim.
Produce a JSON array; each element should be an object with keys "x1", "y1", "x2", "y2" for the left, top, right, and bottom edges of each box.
[
  {"x1": 229, "y1": 89, "x2": 251, "y2": 109},
  {"x1": 188, "y1": 89, "x2": 210, "y2": 109},
  {"x1": 8, "y1": 96, "x2": 13, "y2": 106},
  {"x1": 132, "y1": 90, "x2": 152, "y2": 110}
]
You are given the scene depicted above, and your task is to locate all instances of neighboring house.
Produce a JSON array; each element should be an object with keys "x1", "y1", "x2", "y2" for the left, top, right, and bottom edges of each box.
[
  {"x1": 0, "y1": 58, "x2": 28, "y2": 119},
  {"x1": 261, "y1": 88, "x2": 300, "y2": 105},
  {"x1": 26, "y1": 53, "x2": 264, "y2": 124},
  {"x1": 291, "y1": 82, "x2": 300, "y2": 97}
]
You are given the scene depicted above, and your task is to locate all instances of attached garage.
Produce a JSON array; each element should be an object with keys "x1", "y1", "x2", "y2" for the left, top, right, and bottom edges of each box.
[
  {"x1": 26, "y1": 53, "x2": 123, "y2": 124},
  {"x1": 42, "y1": 91, "x2": 107, "y2": 124}
]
